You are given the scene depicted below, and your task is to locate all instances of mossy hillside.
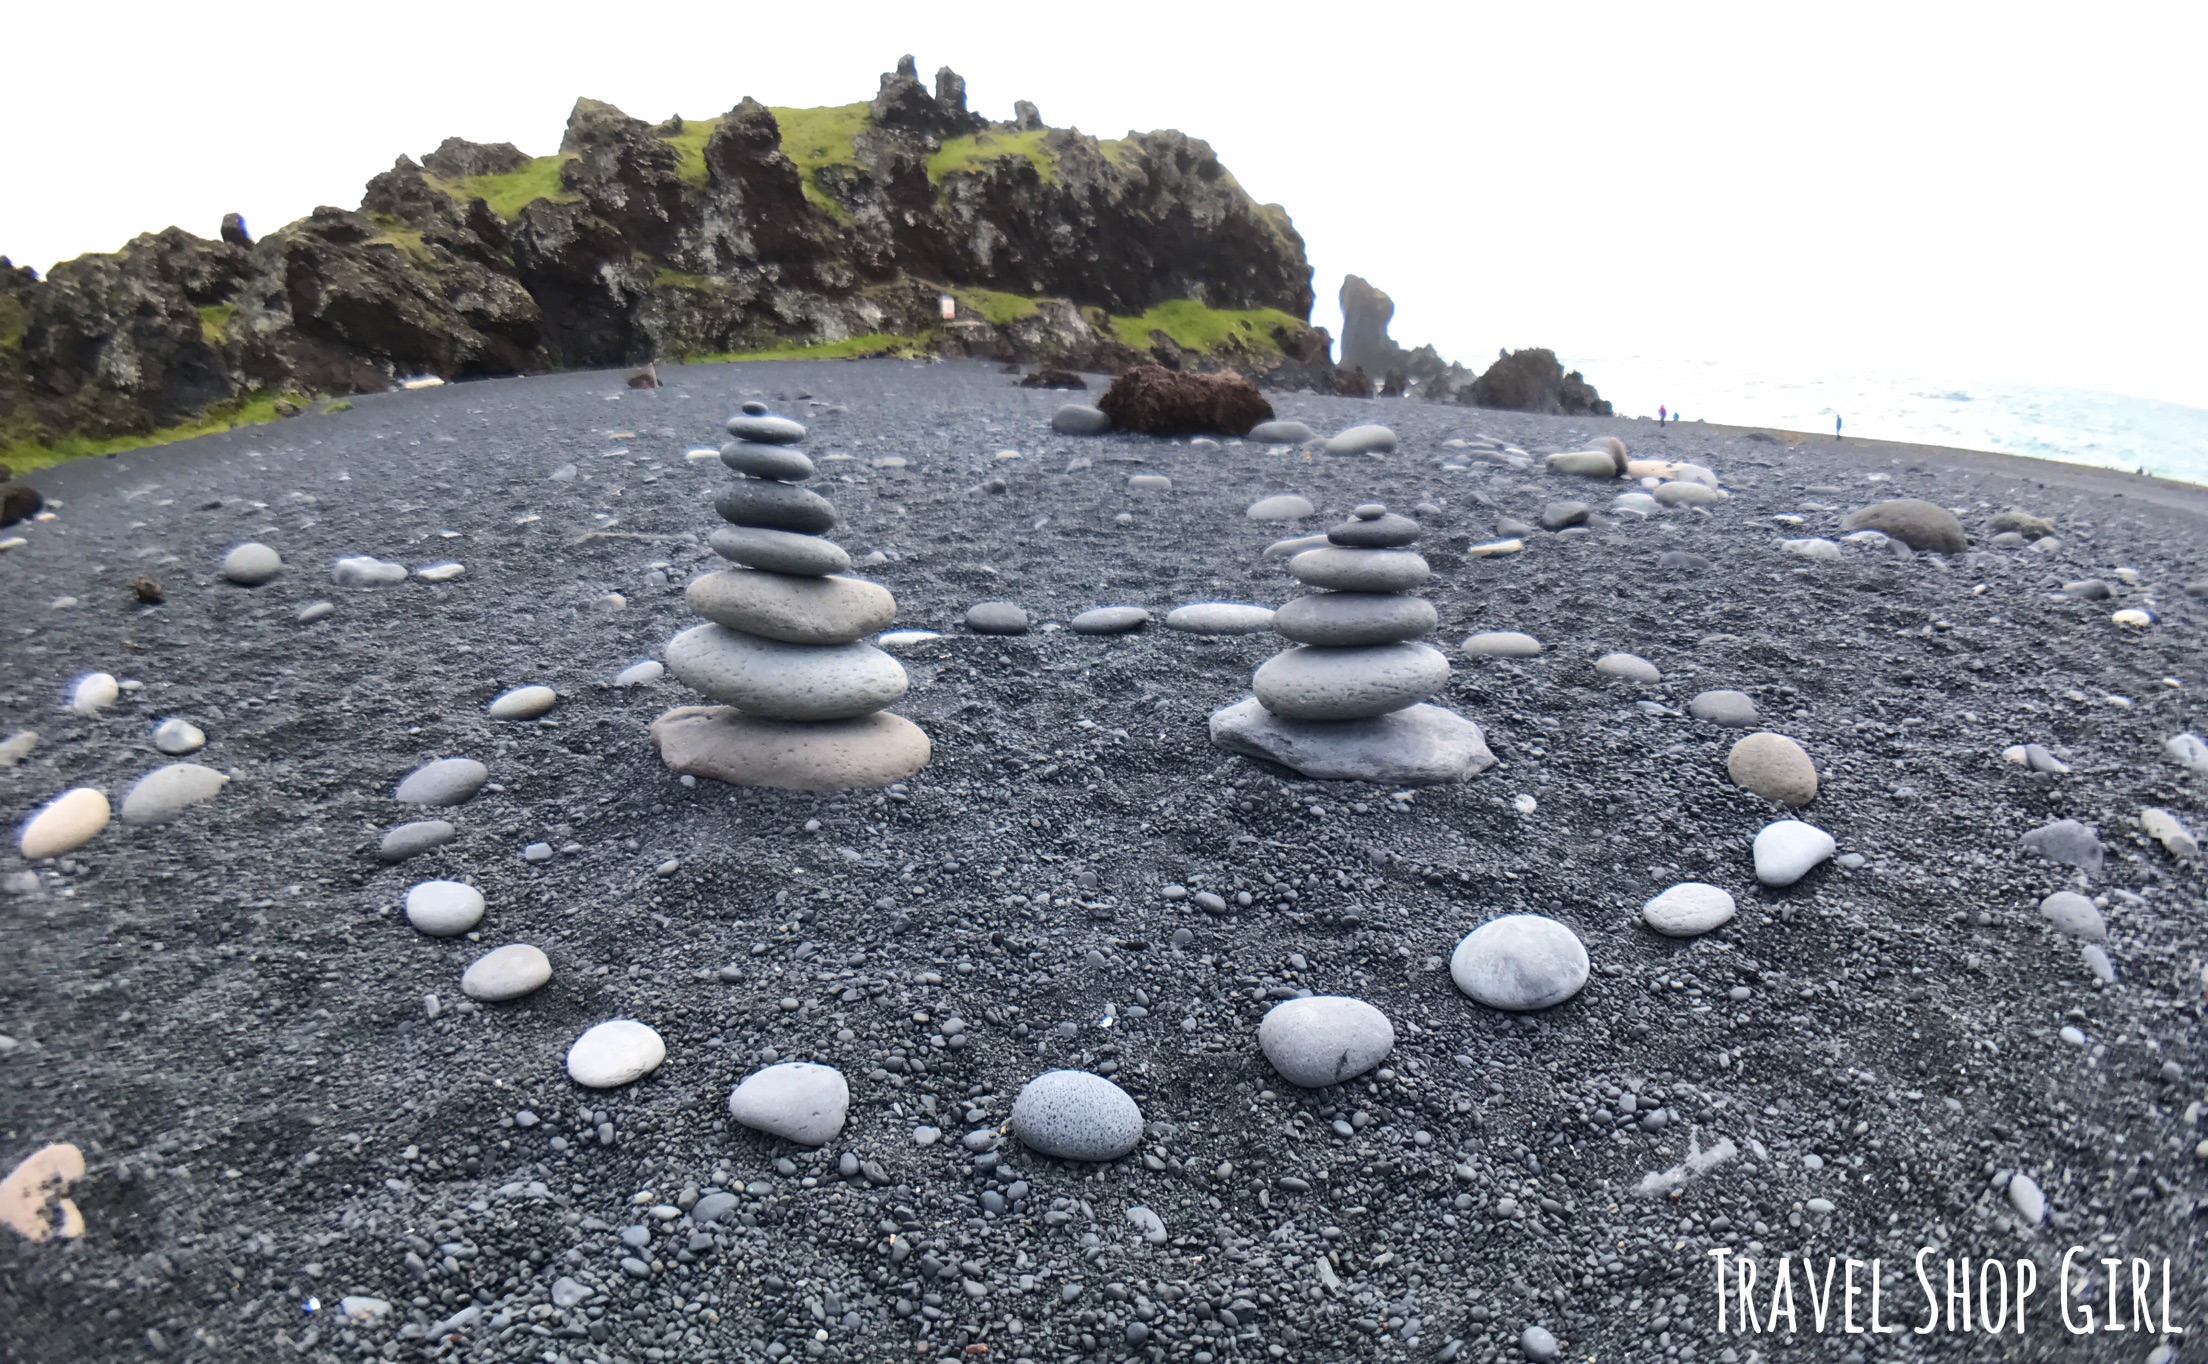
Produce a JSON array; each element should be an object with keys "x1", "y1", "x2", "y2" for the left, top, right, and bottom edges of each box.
[
  {"x1": 952, "y1": 287, "x2": 1041, "y2": 326},
  {"x1": 426, "y1": 155, "x2": 579, "y2": 219},
  {"x1": 658, "y1": 117, "x2": 723, "y2": 189},
  {"x1": 685, "y1": 332, "x2": 927, "y2": 364},
  {"x1": 1108, "y1": 300, "x2": 1308, "y2": 358},
  {"x1": 927, "y1": 128, "x2": 1054, "y2": 185},
  {"x1": 770, "y1": 104, "x2": 867, "y2": 220},
  {"x1": 197, "y1": 304, "x2": 236, "y2": 346},
  {"x1": 1, "y1": 391, "x2": 300, "y2": 475}
]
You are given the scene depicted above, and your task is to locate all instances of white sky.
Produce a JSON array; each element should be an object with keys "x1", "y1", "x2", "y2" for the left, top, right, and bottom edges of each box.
[{"x1": 5, "y1": 2, "x2": 2204, "y2": 409}]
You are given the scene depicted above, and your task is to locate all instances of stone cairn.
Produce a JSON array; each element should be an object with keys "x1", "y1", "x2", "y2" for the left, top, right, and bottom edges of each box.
[
  {"x1": 1209, "y1": 503, "x2": 1493, "y2": 785},
  {"x1": 649, "y1": 403, "x2": 931, "y2": 792}
]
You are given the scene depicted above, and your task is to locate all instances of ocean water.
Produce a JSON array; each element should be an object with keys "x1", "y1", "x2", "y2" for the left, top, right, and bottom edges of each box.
[{"x1": 1569, "y1": 354, "x2": 2208, "y2": 487}]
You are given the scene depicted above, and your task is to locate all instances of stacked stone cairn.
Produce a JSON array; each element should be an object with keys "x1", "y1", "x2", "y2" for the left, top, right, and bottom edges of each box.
[
  {"x1": 1209, "y1": 503, "x2": 1493, "y2": 785},
  {"x1": 649, "y1": 403, "x2": 931, "y2": 792}
]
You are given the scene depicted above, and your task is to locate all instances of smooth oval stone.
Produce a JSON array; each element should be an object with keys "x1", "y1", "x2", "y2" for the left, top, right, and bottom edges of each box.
[
  {"x1": 2142, "y1": 807, "x2": 2199, "y2": 859},
  {"x1": 1462, "y1": 630, "x2": 1543, "y2": 659},
  {"x1": 1539, "y1": 501, "x2": 1592, "y2": 531},
  {"x1": 405, "y1": 880, "x2": 485, "y2": 937},
  {"x1": 1642, "y1": 883, "x2": 1737, "y2": 937},
  {"x1": 1258, "y1": 996, "x2": 1395, "y2": 1088},
  {"x1": 332, "y1": 555, "x2": 407, "y2": 586},
  {"x1": 1249, "y1": 420, "x2": 1315, "y2": 444},
  {"x1": 708, "y1": 525, "x2": 850, "y2": 577},
  {"x1": 1688, "y1": 689, "x2": 1759, "y2": 726},
  {"x1": 1128, "y1": 473, "x2": 1171, "y2": 492},
  {"x1": 876, "y1": 630, "x2": 941, "y2": 649},
  {"x1": 664, "y1": 624, "x2": 907, "y2": 720},
  {"x1": 1450, "y1": 915, "x2": 1590, "y2": 1011},
  {"x1": 1352, "y1": 503, "x2": 1386, "y2": 519},
  {"x1": 2008, "y1": 1174, "x2": 2046, "y2": 1226},
  {"x1": 1262, "y1": 533, "x2": 1331, "y2": 560},
  {"x1": 416, "y1": 562, "x2": 465, "y2": 583},
  {"x1": 1323, "y1": 424, "x2": 1396, "y2": 456},
  {"x1": 715, "y1": 479, "x2": 836, "y2": 535},
  {"x1": 72, "y1": 673, "x2": 119, "y2": 714},
  {"x1": 1275, "y1": 593, "x2": 1436, "y2": 647},
  {"x1": 1655, "y1": 482, "x2": 1725, "y2": 506},
  {"x1": 379, "y1": 820, "x2": 456, "y2": 862},
  {"x1": 1210, "y1": 698, "x2": 1493, "y2": 786},
  {"x1": 1753, "y1": 819, "x2": 1836, "y2": 886},
  {"x1": 1254, "y1": 642, "x2": 1450, "y2": 720},
  {"x1": 1287, "y1": 547, "x2": 1430, "y2": 592},
  {"x1": 1727, "y1": 733, "x2": 1818, "y2": 807},
  {"x1": 18, "y1": 788, "x2": 109, "y2": 859},
  {"x1": 1051, "y1": 404, "x2": 1111, "y2": 435},
  {"x1": 118, "y1": 763, "x2": 228, "y2": 825},
  {"x1": 461, "y1": 944, "x2": 551, "y2": 1001},
  {"x1": 1842, "y1": 498, "x2": 1967, "y2": 552},
  {"x1": 487, "y1": 685, "x2": 558, "y2": 720},
  {"x1": 566, "y1": 1020, "x2": 665, "y2": 1089},
  {"x1": 724, "y1": 414, "x2": 806, "y2": 444},
  {"x1": 2037, "y1": 891, "x2": 2106, "y2": 942},
  {"x1": 1612, "y1": 491, "x2": 1660, "y2": 515},
  {"x1": 1164, "y1": 602, "x2": 1276, "y2": 636},
  {"x1": 1784, "y1": 537, "x2": 1843, "y2": 561},
  {"x1": 1594, "y1": 652, "x2": 1660, "y2": 684},
  {"x1": 720, "y1": 441, "x2": 814, "y2": 481},
  {"x1": 395, "y1": 758, "x2": 488, "y2": 807},
  {"x1": 1070, "y1": 606, "x2": 1150, "y2": 635},
  {"x1": 727, "y1": 1062, "x2": 850, "y2": 1145},
  {"x1": 2020, "y1": 818, "x2": 2103, "y2": 872},
  {"x1": 1327, "y1": 513, "x2": 1419, "y2": 548},
  {"x1": 651, "y1": 705, "x2": 931, "y2": 792},
  {"x1": 1658, "y1": 550, "x2": 1712, "y2": 575},
  {"x1": 965, "y1": 601, "x2": 1030, "y2": 635},
  {"x1": 1246, "y1": 493, "x2": 1314, "y2": 521},
  {"x1": 687, "y1": 569, "x2": 895, "y2": 646},
  {"x1": 152, "y1": 718, "x2": 206, "y2": 754},
  {"x1": 1547, "y1": 449, "x2": 1622, "y2": 478},
  {"x1": 612, "y1": 660, "x2": 664, "y2": 687},
  {"x1": 1010, "y1": 1070, "x2": 1143, "y2": 1161},
  {"x1": 221, "y1": 542, "x2": 282, "y2": 585},
  {"x1": 2162, "y1": 732, "x2": 2208, "y2": 776}
]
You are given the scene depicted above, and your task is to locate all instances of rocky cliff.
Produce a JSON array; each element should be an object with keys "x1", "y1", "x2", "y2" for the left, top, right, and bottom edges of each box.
[
  {"x1": 1338, "y1": 274, "x2": 1610, "y2": 416},
  {"x1": 0, "y1": 56, "x2": 1326, "y2": 458}
]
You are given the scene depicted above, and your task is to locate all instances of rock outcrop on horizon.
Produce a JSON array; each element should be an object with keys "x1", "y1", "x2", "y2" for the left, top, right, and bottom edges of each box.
[
  {"x1": 1338, "y1": 273, "x2": 1610, "y2": 416},
  {"x1": 0, "y1": 56, "x2": 1329, "y2": 452}
]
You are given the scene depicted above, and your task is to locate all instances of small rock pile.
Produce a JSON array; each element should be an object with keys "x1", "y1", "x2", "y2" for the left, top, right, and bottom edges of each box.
[
  {"x1": 1209, "y1": 503, "x2": 1493, "y2": 785},
  {"x1": 650, "y1": 405, "x2": 930, "y2": 792}
]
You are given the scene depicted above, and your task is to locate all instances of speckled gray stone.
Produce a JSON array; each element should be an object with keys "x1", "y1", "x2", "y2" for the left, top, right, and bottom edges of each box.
[
  {"x1": 461, "y1": 944, "x2": 551, "y2": 1001},
  {"x1": 1450, "y1": 915, "x2": 1590, "y2": 1011},
  {"x1": 1010, "y1": 1070, "x2": 1143, "y2": 1161},
  {"x1": 405, "y1": 880, "x2": 486, "y2": 937},
  {"x1": 1323, "y1": 424, "x2": 1397, "y2": 456},
  {"x1": 965, "y1": 601, "x2": 1030, "y2": 635},
  {"x1": 715, "y1": 479, "x2": 836, "y2": 535},
  {"x1": 1164, "y1": 602, "x2": 1276, "y2": 635},
  {"x1": 1245, "y1": 493, "x2": 1314, "y2": 520},
  {"x1": 1210, "y1": 699, "x2": 1494, "y2": 786},
  {"x1": 1286, "y1": 547, "x2": 1430, "y2": 592},
  {"x1": 708, "y1": 525, "x2": 850, "y2": 576},
  {"x1": 2020, "y1": 819, "x2": 2103, "y2": 873},
  {"x1": 1257, "y1": 996, "x2": 1395, "y2": 1088},
  {"x1": 664, "y1": 624, "x2": 907, "y2": 720},
  {"x1": 1641, "y1": 883, "x2": 1737, "y2": 937},
  {"x1": 395, "y1": 758, "x2": 489, "y2": 807},
  {"x1": 118, "y1": 763, "x2": 229, "y2": 825},
  {"x1": 724, "y1": 414, "x2": 807, "y2": 444},
  {"x1": 1688, "y1": 689, "x2": 1759, "y2": 726},
  {"x1": 1594, "y1": 652, "x2": 1660, "y2": 684},
  {"x1": 727, "y1": 1062, "x2": 850, "y2": 1145},
  {"x1": 1253, "y1": 643, "x2": 1450, "y2": 720},
  {"x1": 378, "y1": 820, "x2": 456, "y2": 862},
  {"x1": 720, "y1": 441, "x2": 815, "y2": 481},
  {"x1": 1069, "y1": 606, "x2": 1150, "y2": 635},
  {"x1": 2037, "y1": 891, "x2": 2106, "y2": 941},
  {"x1": 220, "y1": 542, "x2": 282, "y2": 585},
  {"x1": 1274, "y1": 593, "x2": 1435, "y2": 646},
  {"x1": 1462, "y1": 630, "x2": 1543, "y2": 659}
]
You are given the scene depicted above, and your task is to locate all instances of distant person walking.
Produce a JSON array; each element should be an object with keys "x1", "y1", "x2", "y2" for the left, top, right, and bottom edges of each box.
[
  {"x1": 1835, "y1": 414, "x2": 1843, "y2": 440},
  {"x1": 1658, "y1": 404, "x2": 1668, "y2": 426}
]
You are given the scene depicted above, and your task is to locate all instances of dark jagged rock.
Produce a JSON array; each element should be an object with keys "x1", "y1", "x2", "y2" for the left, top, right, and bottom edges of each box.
[
  {"x1": 0, "y1": 462, "x2": 42, "y2": 526},
  {"x1": 1338, "y1": 274, "x2": 1408, "y2": 381},
  {"x1": 1098, "y1": 364, "x2": 1272, "y2": 436},
  {"x1": 2, "y1": 55, "x2": 1328, "y2": 453},
  {"x1": 1018, "y1": 368, "x2": 1086, "y2": 390},
  {"x1": 1468, "y1": 347, "x2": 1611, "y2": 416}
]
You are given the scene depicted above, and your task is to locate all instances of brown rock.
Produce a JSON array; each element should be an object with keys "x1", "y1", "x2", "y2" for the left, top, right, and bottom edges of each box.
[
  {"x1": 685, "y1": 569, "x2": 896, "y2": 645},
  {"x1": 1097, "y1": 364, "x2": 1272, "y2": 436},
  {"x1": 1726, "y1": 732, "x2": 1818, "y2": 807},
  {"x1": 651, "y1": 705, "x2": 930, "y2": 792},
  {"x1": 1841, "y1": 499, "x2": 1967, "y2": 553}
]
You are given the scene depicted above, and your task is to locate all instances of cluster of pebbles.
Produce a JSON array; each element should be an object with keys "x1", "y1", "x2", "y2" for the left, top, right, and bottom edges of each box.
[
  {"x1": 650, "y1": 405, "x2": 930, "y2": 792},
  {"x1": 1209, "y1": 503, "x2": 1494, "y2": 785}
]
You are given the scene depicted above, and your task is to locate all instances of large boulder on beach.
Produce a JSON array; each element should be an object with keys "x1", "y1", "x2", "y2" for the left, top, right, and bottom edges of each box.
[
  {"x1": 652, "y1": 705, "x2": 930, "y2": 793},
  {"x1": 1842, "y1": 499, "x2": 1967, "y2": 553},
  {"x1": 1097, "y1": 365, "x2": 1272, "y2": 436}
]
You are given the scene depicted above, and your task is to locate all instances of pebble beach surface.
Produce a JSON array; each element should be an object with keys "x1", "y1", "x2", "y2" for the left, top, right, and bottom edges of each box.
[{"x1": 2, "y1": 359, "x2": 2204, "y2": 1361}]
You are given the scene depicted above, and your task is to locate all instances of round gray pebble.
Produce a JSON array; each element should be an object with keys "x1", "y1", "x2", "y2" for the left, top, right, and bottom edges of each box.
[
  {"x1": 1257, "y1": 996, "x2": 1395, "y2": 1088},
  {"x1": 1010, "y1": 1069, "x2": 1143, "y2": 1160},
  {"x1": 1449, "y1": 914, "x2": 1590, "y2": 1011}
]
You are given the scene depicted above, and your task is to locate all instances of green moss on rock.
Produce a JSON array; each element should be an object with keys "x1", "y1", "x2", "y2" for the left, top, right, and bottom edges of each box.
[
  {"x1": 927, "y1": 129, "x2": 1054, "y2": 184},
  {"x1": 428, "y1": 154, "x2": 579, "y2": 219},
  {"x1": 1108, "y1": 300, "x2": 1307, "y2": 358},
  {"x1": 1, "y1": 390, "x2": 303, "y2": 474}
]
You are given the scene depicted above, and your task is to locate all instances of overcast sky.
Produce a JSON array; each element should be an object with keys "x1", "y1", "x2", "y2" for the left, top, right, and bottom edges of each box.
[{"x1": 5, "y1": 2, "x2": 2203, "y2": 410}]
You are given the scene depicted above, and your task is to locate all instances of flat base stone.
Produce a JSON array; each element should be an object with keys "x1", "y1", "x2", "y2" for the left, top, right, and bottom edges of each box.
[
  {"x1": 1208, "y1": 698, "x2": 1494, "y2": 786},
  {"x1": 652, "y1": 705, "x2": 930, "y2": 793}
]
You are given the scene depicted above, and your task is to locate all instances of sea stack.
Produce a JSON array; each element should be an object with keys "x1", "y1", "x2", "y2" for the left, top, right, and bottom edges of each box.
[
  {"x1": 649, "y1": 404, "x2": 931, "y2": 792},
  {"x1": 1208, "y1": 504, "x2": 1494, "y2": 785}
]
